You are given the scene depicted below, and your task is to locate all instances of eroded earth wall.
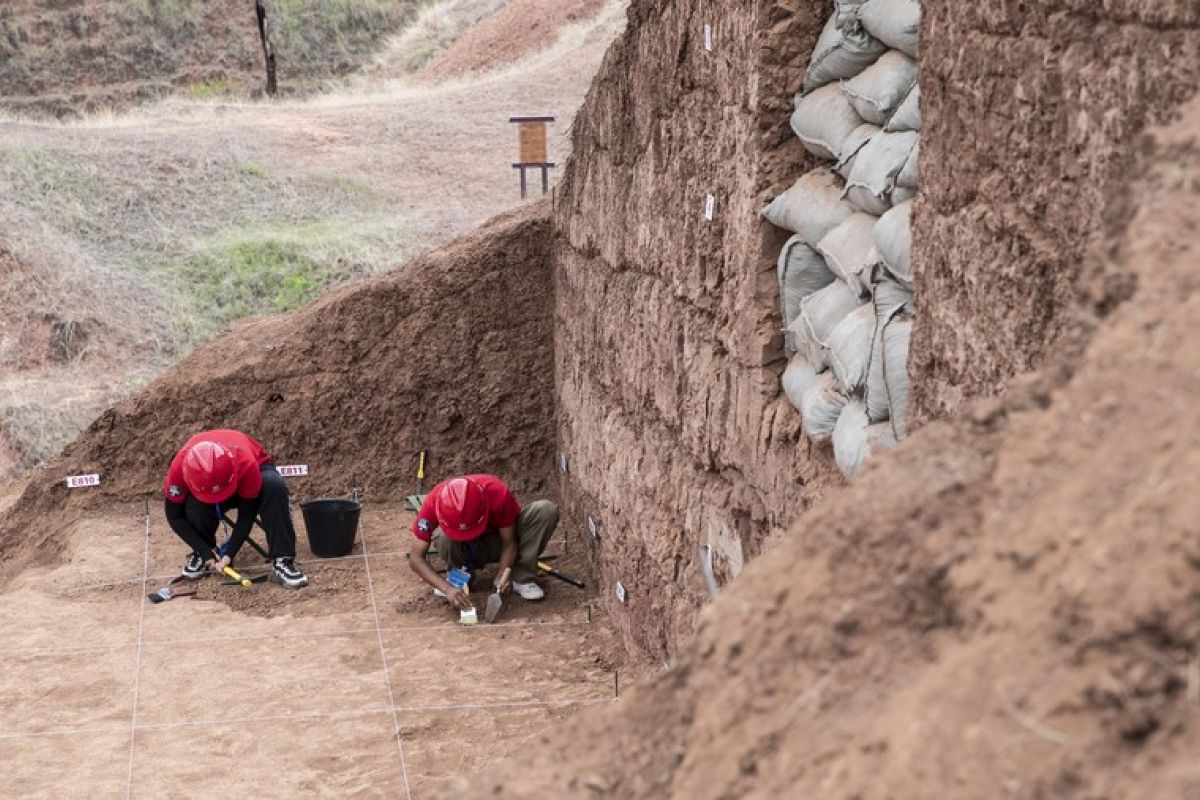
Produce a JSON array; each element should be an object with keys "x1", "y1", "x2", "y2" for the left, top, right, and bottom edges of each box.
[
  {"x1": 911, "y1": 0, "x2": 1200, "y2": 420},
  {"x1": 0, "y1": 205, "x2": 558, "y2": 582},
  {"x1": 552, "y1": 0, "x2": 838, "y2": 663}
]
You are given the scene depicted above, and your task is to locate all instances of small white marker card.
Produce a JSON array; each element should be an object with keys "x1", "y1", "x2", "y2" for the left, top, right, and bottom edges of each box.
[
  {"x1": 587, "y1": 516, "x2": 600, "y2": 540},
  {"x1": 560, "y1": 453, "x2": 569, "y2": 474},
  {"x1": 704, "y1": 24, "x2": 713, "y2": 52},
  {"x1": 277, "y1": 465, "x2": 309, "y2": 477},
  {"x1": 704, "y1": 193, "x2": 716, "y2": 221},
  {"x1": 615, "y1": 581, "x2": 627, "y2": 604},
  {"x1": 65, "y1": 473, "x2": 100, "y2": 488}
]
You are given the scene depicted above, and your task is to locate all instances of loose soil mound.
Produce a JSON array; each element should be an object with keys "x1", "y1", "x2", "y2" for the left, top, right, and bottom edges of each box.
[
  {"x1": 416, "y1": 0, "x2": 610, "y2": 81},
  {"x1": 0, "y1": 204, "x2": 558, "y2": 586},
  {"x1": 461, "y1": 100, "x2": 1200, "y2": 798}
]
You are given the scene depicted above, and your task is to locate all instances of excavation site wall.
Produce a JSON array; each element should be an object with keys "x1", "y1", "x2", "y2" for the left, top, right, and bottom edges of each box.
[
  {"x1": 911, "y1": 0, "x2": 1200, "y2": 420},
  {"x1": 0, "y1": 205, "x2": 558, "y2": 581},
  {"x1": 552, "y1": 0, "x2": 840, "y2": 663}
]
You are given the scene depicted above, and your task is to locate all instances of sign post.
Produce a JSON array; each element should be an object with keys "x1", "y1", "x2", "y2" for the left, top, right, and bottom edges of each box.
[{"x1": 509, "y1": 115, "x2": 556, "y2": 199}]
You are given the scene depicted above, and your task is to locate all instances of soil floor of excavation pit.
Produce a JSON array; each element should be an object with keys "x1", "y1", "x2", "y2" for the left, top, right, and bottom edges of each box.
[{"x1": 0, "y1": 503, "x2": 619, "y2": 797}]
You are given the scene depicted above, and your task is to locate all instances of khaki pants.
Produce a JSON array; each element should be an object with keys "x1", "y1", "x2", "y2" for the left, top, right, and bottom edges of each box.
[{"x1": 431, "y1": 500, "x2": 559, "y2": 583}]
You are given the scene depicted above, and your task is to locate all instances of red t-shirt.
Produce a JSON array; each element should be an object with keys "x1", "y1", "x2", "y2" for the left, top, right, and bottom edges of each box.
[
  {"x1": 162, "y1": 430, "x2": 273, "y2": 504},
  {"x1": 412, "y1": 474, "x2": 521, "y2": 543}
]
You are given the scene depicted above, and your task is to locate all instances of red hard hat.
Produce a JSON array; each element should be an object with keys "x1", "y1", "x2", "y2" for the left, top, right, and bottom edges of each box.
[
  {"x1": 182, "y1": 441, "x2": 238, "y2": 503},
  {"x1": 435, "y1": 477, "x2": 489, "y2": 541}
]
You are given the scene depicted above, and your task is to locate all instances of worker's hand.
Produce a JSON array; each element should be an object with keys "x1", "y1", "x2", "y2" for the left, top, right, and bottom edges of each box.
[
  {"x1": 444, "y1": 585, "x2": 473, "y2": 611},
  {"x1": 207, "y1": 554, "x2": 231, "y2": 576},
  {"x1": 496, "y1": 572, "x2": 513, "y2": 595}
]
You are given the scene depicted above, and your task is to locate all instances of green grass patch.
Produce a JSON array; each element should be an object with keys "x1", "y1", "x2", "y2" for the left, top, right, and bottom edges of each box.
[{"x1": 188, "y1": 75, "x2": 239, "y2": 100}]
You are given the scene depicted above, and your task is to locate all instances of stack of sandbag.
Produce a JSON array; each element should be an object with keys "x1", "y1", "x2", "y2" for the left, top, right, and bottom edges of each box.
[{"x1": 762, "y1": 0, "x2": 920, "y2": 479}]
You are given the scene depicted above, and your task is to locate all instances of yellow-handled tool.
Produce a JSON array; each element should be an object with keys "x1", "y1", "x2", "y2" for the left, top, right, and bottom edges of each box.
[
  {"x1": 417, "y1": 450, "x2": 427, "y2": 496},
  {"x1": 223, "y1": 565, "x2": 252, "y2": 589}
]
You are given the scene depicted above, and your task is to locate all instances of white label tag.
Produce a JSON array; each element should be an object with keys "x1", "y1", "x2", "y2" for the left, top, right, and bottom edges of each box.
[
  {"x1": 704, "y1": 194, "x2": 716, "y2": 221},
  {"x1": 615, "y1": 581, "x2": 627, "y2": 604},
  {"x1": 277, "y1": 465, "x2": 309, "y2": 477},
  {"x1": 587, "y1": 516, "x2": 599, "y2": 540},
  {"x1": 560, "y1": 453, "x2": 569, "y2": 474},
  {"x1": 704, "y1": 24, "x2": 713, "y2": 51},
  {"x1": 65, "y1": 473, "x2": 100, "y2": 488}
]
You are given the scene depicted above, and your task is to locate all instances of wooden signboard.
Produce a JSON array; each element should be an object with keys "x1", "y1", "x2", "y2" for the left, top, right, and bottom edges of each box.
[{"x1": 509, "y1": 115, "x2": 556, "y2": 198}]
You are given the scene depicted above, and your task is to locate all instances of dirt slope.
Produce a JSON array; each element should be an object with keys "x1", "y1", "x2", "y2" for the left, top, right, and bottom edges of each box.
[
  {"x1": 463, "y1": 97, "x2": 1200, "y2": 799},
  {"x1": 0, "y1": 204, "x2": 558, "y2": 584},
  {"x1": 911, "y1": 0, "x2": 1200, "y2": 421}
]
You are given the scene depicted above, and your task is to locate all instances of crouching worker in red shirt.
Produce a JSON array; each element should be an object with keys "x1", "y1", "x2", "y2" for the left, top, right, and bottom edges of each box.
[
  {"x1": 163, "y1": 429, "x2": 309, "y2": 589},
  {"x1": 407, "y1": 474, "x2": 558, "y2": 610}
]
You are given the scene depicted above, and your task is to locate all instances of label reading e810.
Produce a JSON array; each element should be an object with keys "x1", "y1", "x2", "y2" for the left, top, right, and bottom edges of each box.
[{"x1": 65, "y1": 474, "x2": 101, "y2": 488}]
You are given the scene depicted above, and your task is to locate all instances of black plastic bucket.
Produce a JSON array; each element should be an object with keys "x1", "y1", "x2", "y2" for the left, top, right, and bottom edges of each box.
[{"x1": 300, "y1": 498, "x2": 362, "y2": 558}]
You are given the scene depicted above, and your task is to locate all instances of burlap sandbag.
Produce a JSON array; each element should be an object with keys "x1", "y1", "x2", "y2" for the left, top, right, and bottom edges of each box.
[
  {"x1": 817, "y1": 212, "x2": 880, "y2": 297},
  {"x1": 865, "y1": 311, "x2": 912, "y2": 433},
  {"x1": 884, "y1": 82, "x2": 920, "y2": 132},
  {"x1": 761, "y1": 168, "x2": 856, "y2": 245},
  {"x1": 778, "y1": 236, "x2": 836, "y2": 329},
  {"x1": 896, "y1": 139, "x2": 919, "y2": 189},
  {"x1": 843, "y1": 50, "x2": 917, "y2": 126},
  {"x1": 803, "y1": 14, "x2": 887, "y2": 95},
  {"x1": 791, "y1": 82, "x2": 864, "y2": 161},
  {"x1": 836, "y1": 123, "x2": 880, "y2": 180},
  {"x1": 844, "y1": 129, "x2": 918, "y2": 214},
  {"x1": 873, "y1": 200, "x2": 913, "y2": 287},
  {"x1": 827, "y1": 303, "x2": 876, "y2": 391},
  {"x1": 802, "y1": 371, "x2": 849, "y2": 442},
  {"x1": 782, "y1": 355, "x2": 821, "y2": 413},
  {"x1": 859, "y1": 0, "x2": 920, "y2": 58},
  {"x1": 833, "y1": 399, "x2": 897, "y2": 478}
]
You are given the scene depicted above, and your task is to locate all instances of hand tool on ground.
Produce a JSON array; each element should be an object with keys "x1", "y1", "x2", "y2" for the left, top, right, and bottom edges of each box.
[
  {"x1": 537, "y1": 561, "x2": 585, "y2": 589},
  {"x1": 417, "y1": 450, "x2": 427, "y2": 495},
  {"x1": 148, "y1": 585, "x2": 197, "y2": 604},
  {"x1": 221, "y1": 572, "x2": 269, "y2": 586},
  {"x1": 223, "y1": 565, "x2": 252, "y2": 588},
  {"x1": 484, "y1": 567, "x2": 511, "y2": 624}
]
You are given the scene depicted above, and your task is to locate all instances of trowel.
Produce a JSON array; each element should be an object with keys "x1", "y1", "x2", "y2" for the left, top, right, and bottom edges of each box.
[
  {"x1": 147, "y1": 585, "x2": 197, "y2": 604},
  {"x1": 484, "y1": 567, "x2": 511, "y2": 624}
]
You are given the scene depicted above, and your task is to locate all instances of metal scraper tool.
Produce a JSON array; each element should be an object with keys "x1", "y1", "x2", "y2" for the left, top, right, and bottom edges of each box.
[{"x1": 484, "y1": 567, "x2": 511, "y2": 624}]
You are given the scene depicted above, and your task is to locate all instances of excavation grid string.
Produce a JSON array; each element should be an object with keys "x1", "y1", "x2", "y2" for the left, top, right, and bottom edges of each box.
[
  {"x1": 124, "y1": 512, "x2": 151, "y2": 799},
  {"x1": 359, "y1": 527, "x2": 414, "y2": 800}
]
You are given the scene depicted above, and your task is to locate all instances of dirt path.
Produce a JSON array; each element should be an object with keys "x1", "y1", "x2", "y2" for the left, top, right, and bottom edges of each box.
[{"x1": 0, "y1": 501, "x2": 617, "y2": 797}]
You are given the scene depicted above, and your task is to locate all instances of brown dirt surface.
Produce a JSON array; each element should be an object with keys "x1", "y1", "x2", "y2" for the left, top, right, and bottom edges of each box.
[
  {"x1": 0, "y1": 502, "x2": 621, "y2": 796},
  {"x1": 910, "y1": 0, "x2": 1200, "y2": 421},
  {"x1": 0, "y1": 204, "x2": 558, "y2": 587},
  {"x1": 416, "y1": 0, "x2": 612, "y2": 82},
  {"x1": 463, "y1": 98, "x2": 1200, "y2": 798}
]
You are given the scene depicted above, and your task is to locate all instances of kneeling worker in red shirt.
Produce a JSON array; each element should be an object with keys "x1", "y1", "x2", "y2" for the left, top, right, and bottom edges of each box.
[
  {"x1": 407, "y1": 474, "x2": 559, "y2": 609},
  {"x1": 163, "y1": 429, "x2": 309, "y2": 589}
]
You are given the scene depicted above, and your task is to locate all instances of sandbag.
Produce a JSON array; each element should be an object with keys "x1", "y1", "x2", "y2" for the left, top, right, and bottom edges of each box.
[
  {"x1": 803, "y1": 14, "x2": 887, "y2": 95},
  {"x1": 896, "y1": 140, "x2": 919, "y2": 189},
  {"x1": 872, "y1": 276, "x2": 914, "y2": 317},
  {"x1": 799, "y1": 280, "x2": 861, "y2": 350},
  {"x1": 865, "y1": 312, "x2": 911, "y2": 433},
  {"x1": 836, "y1": 123, "x2": 880, "y2": 180},
  {"x1": 843, "y1": 50, "x2": 918, "y2": 126},
  {"x1": 892, "y1": 187, "x2": 917, "y2": 204},
  {"x1": 844, "y1": 129, "x2": 918, "y2": 214},
  {"x1": 778, "y1": 236, "x2": 836, "y2": 329},
  {"x1": 873, "y1": 200, "x2": 912, "y2": 287},
  {"x1": 884, "y1": 83, "x2": 920, "y2": 132},
  {"x1": 761, "y1": 168, "x2": 856, "y2": 246},
  {"x1": 833, "y1": 399, "x2": 897, "y2": 478},
  {"x1": 817, "y1": 212, "x2": 879, "y2": 297},
  {"x1": 859, "y1": 0, "x2": 921, "y2": 58},
  {"x1": 802, "y1": 371, "x2": 848, "y2": 442},
  {"x1": 791, "y1": 83, "x2": 864, "y2": 161},
  {"x1": 827, "y1": 303, "x2": 875, "y2": 391},
  {"x1": 833, "y1": 0, "x2": 869, "y2": 32},
  {"x1": 782, "y1": 355, "x2": 820, "y2": 413},
  {"x1": 786, "y1": 313, "x2": 827, "y2": 370}
]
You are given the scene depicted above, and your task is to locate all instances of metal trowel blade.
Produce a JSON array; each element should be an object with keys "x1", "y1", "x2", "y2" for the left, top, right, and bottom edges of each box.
[{"x1": 484, "y1": 591, "x2": 503, "y2": 624}]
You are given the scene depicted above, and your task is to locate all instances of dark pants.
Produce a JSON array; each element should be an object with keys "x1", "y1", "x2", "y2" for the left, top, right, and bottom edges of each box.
[
  {"x1": 431, "y1": 500, "x2": 559, "y2": 583},
  {"x1": 181, "y1": 466, "x2": 297, "y2": 559}
]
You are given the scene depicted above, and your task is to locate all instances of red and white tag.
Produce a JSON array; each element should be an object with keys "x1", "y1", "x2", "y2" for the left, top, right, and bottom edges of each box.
[
  {"x1": 277, "y1": 465, "x2": 309, "y2": 477},
  {"x1": 65, "y1": 473, "x2": 101, "y2": 489}
]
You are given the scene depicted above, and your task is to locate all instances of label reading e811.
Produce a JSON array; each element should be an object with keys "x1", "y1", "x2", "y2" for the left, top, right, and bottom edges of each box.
[
  {"x1": 65, "y1": 474, "x2": 101, "y2": 488},
  {"x1": 277, "y1": 465, "x2": 309, "y2": 477}
]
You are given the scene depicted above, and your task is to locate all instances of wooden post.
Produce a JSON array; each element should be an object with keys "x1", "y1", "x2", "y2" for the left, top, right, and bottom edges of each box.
[{"x1": 509, "y1": 116, "x2": 557, "y2": 198}]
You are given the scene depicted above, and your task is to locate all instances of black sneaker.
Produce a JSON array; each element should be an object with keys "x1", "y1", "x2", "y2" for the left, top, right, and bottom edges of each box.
[
  {"x1": 272, "y1": 557, "x2": 309, "y2": 589},
  {"x1": 181, "y1": 552, "x2": 206, "y2": 580}
]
